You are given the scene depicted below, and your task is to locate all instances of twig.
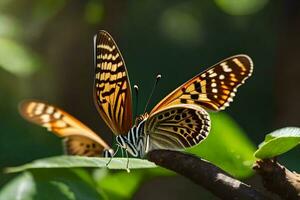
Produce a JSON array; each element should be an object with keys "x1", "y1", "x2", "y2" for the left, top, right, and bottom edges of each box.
[
  {"x1": 253, "y1": 159, "x2": 300, "y2": 200},
  {"x1": 147, "y1": 150, "x2": 269, "y2": 200}
]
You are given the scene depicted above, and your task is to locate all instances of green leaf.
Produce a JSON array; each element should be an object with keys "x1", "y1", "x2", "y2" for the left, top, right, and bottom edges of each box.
[
  {"x1": 254, "y1": 127, "x2": 300, "y2": 159},
  {"x1": 94, "y1": 169, "x2": 143, "y2": 200},
  {"x1": 93, "y1": 168, "x2": 174, "y2": 200},
  {"x1": 6, "y1": 156, "x2": 156, "y2": 173},
  {"x1": 187, "y1": 113, "x2": 256, "y2": 179},
  {"x1": 1, "y1": 168, "x2": 171, "y2": 200},
  {"x1": 0, "y1": 173, "x2": 35, "y2": 200},
  {"x1": 31, "y1": 169, "x2": 104, "y2": 200},
  {"x1": 0, "y1": 169, "x2": 105, "y2": 200}
]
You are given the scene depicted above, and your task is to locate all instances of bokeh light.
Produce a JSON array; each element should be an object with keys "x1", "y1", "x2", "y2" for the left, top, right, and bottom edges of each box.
[
  {"x1": 215, "y1": 0, "x2": 269, "y2": 15},
  {"x1": 0, "y1": 38, "x2": 40, "y2": 77},
  {"x1": 85, "y1": 0, "x2": 104, "y2": 24},
  {"x1": 160, "y1": 4, "x2": 203, "y2": 46},
  {"x1": 0, "y1": 15, "x2": 21, "y2": 38}
]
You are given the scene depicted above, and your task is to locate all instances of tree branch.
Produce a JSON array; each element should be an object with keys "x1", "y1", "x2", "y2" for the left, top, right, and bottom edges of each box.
[
  {"x1": 147, "y1": 150, "x2": 269, "y2": 200},
  {"x1": 253, "y1": 159, "x2": 300, "y2": 200}
]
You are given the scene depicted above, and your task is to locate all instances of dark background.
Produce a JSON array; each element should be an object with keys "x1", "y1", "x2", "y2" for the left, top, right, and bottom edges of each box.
[{"x1": 1, "y1": 0, "x2": 299, "y2": 199}]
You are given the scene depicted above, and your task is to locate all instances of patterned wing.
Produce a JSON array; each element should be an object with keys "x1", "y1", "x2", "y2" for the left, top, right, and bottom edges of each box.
[
  {"x1": 94, "y1": 30, "x2": 133, "y2": 135},
  {"x1": 19, "y1": 100, "x2": 111, "y2": 157},
  {"x1": 63, "y1": 136, "x2": 107, "y2": 157},
  {"x1": 145, "y1": 104, "x2": 210, "y2": 151},
  {"x1": 150, "y1": 55, "x2": 253, "y2": 114}
]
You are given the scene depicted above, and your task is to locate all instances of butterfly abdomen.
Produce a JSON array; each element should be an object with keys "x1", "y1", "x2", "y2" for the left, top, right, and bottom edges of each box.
[{"x1": 115, "y1": 119, "x2": 147, "y2": 157}]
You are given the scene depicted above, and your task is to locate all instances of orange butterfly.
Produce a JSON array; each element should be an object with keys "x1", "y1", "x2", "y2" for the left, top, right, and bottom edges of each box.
[
  {"x1": 93, "y1": 31, "x2": 253, "y2": 158},
  {"x1": 19, "y1": 100, "x2": 114, "y2": 157}
]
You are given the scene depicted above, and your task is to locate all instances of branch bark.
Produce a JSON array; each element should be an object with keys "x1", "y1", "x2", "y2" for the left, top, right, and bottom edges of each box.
[
  {"x1": 253, "y1": 159, "x2": 300, "y2": 200},
  {"x1": 147, "y1": 150, "x2": 269, "y2": 200}
]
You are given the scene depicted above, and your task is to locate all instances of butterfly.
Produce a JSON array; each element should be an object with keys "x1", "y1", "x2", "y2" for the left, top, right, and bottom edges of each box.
[
  {"x1": 20, "y1": 31, "x2": 253, "y2": 160},
  {"x1": 93, "y1": 30, "x2": 253, "y2": 158},
  {"x1": 19, "y1": 100, "x2": 114, "y2": 157}
]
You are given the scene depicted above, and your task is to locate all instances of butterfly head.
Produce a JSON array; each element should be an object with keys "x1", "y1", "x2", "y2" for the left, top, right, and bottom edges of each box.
[{"x1": 135, "y1": 113, "x2": 149, "y2": 126}]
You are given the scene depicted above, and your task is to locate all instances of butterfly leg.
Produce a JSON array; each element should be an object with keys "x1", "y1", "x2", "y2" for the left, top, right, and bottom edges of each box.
[
  {"x1": 125, "y1": 149, "x2": 130, "y2": 173},
  {"x1": 106, "y1": 145, "x2": 120, "y2": 167},
  {"x1": 121, "y1": 146, "x2": 124, "y2": 157}
]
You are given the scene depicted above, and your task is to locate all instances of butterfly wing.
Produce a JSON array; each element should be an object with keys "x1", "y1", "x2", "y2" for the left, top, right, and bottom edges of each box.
[
  {"x1": 145, "y1": 104, "x2": 210, "y2": 151},
  {"x1": 150, "y1": 55, "x2": 253, "y2": 114},
  {"x1": 94, "y1": 30, "x2": 133, "y2": 135},
  {"x1": 63, "y1": 136, "x2": 107, "y2": 157},
  {"x1": 19, "y1": 100, "x2": 111, "y2": 156}
]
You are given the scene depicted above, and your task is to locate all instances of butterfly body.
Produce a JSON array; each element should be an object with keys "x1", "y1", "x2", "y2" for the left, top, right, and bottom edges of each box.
[
  {"x1": 114, "y1": 104, "x2": 211, "y2": 158},
  {"x1": 116, "y1": 118, "x2": 148, "y2": 157}
]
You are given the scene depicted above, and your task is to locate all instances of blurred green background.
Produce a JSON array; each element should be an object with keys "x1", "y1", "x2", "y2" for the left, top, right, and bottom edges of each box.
[{"x1": 1, "y1": 0, "x2": 299, "y2": 199}]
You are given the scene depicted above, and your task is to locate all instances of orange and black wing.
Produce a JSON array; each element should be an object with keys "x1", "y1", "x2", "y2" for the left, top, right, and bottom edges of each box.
[
  {"x1": 94, "y1": 30, "x2": 133, "y2": 135},
  {"x1": 19, "y1": 100, "x2": 111, "y2": 156},
  {"x1": 145, "y1": 104, "x2": 210, "y2": 151},
  {"x1": 150, "y1": 55, "x2": 253, "y2": 114}
]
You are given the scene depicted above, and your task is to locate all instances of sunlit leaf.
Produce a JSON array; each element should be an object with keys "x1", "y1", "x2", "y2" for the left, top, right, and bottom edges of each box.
[
  {"x1": 31, "y1": 169, "x2": 104, "y2": 200},
  {"x1": 93, "y1": 168, "x2": 174, "y2": 200},
  {"x1": 0, "y1": 38, "x2": 40, "y2": 77},
  {"x1": 0, "y1": 169, "x2": 106, "y2": 200},
  {"x1": 6, "y1": 156, "x2": 156, "y2": 173},
  {"x1": 94, "y1": 169, "x2": 143, "y2": 200},
  {"x1": 0, "y1": 173, "x2": 35, "y2": 200},
  {"x1": 187, "y1": 113, "x2": 256, "y2": 179},
  {"x1": 254, "y1": 127, "x2": 300, "y2": 159},
  {"x1": 215, "y1": 0, "x2": 269, "y2": 15}
]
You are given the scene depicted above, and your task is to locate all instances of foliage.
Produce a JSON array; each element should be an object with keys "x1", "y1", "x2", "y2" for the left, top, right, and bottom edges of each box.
[
  {"x1": 187, "y1": 113, "x2": 256, "y2": 179},
  {"x1": 254, "y1": 127, "x2": 300, "y2": 159},
  {"x1": 5, "y1": 156, "x2": 156, "y2": 173},
  {"x1": 1, "y1": 163, "x2": 172, "y2": 200},
  {"x1": 0, "y1": 169, "x2": 105, "y2": 200},
  {"x1": 1, "y1": 0, "x2": 296, "y2": 199},
  {"x1": 0, "y1": 173, "x2": 35, "y2": 200}
]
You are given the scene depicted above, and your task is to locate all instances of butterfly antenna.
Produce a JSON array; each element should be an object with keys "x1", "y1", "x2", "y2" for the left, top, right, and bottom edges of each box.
[
  {"x1": 144, "y1": 74, "x2": 162, "y2": 113},
  {"x1": 134, "y1": 84, "x2": 139, "y2": 119}
]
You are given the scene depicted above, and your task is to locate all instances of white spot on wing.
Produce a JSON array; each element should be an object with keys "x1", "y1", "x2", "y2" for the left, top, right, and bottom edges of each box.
[
  {"x1": 46, "y1": 106, "x2": 54, "y2": 114},
  {"x1": 209, "y1": 73, "x2": 217, "y2": 78},
  {"x1": 41, "y1": 114, "x2": 50, "y2": 123},
  {"x1": 53, "y1": 112, "x2": 61, "y2": 119},
  {"x1": 220, "y1": 62, "x2": 232, "y2": 72}
]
